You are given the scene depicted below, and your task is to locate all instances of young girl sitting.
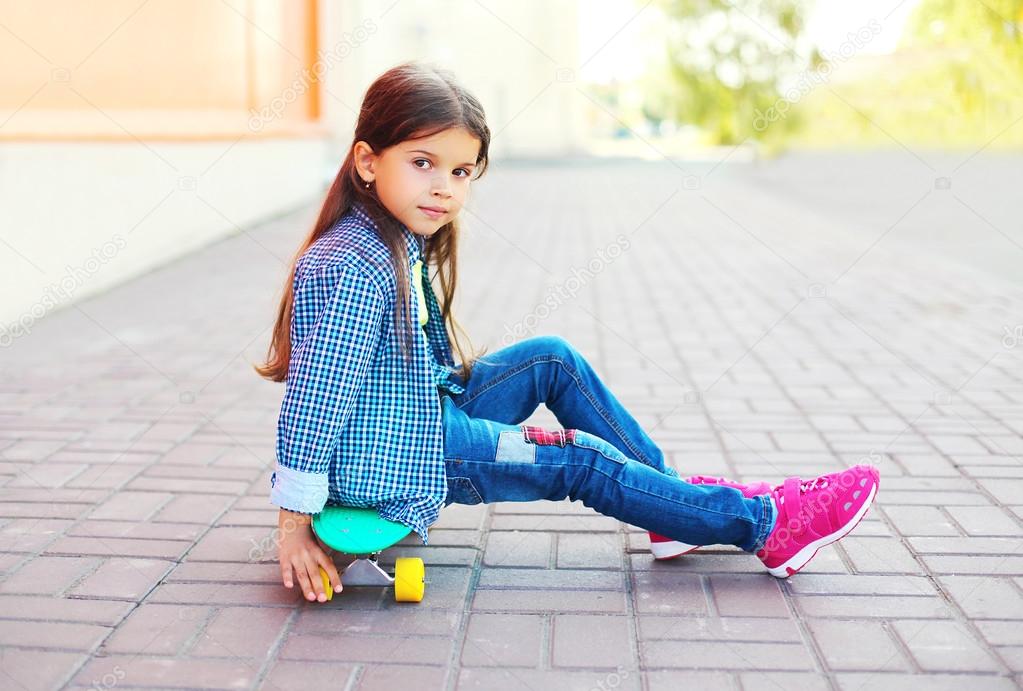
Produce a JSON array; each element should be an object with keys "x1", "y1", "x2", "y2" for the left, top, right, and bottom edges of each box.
[{"x1": 256, "y1": 61, "x2": 879, "y2": 604}]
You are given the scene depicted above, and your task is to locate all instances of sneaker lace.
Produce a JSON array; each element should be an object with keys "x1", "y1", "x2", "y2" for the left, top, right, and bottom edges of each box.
[
  {"x1": 690, "y1": 475, "x2": 732, "y2": 485},
  {"x1": 773, "y1": 475, "x2": 831, "y2": 534},
  {"x1": 799, "y1": 477, "x2": 830, "y2": 492}
]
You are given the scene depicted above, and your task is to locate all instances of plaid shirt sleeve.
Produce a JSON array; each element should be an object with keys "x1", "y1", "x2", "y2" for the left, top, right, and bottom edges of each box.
[{"x1": 270, "y1": 262, "x2": 385, "y2": 514}]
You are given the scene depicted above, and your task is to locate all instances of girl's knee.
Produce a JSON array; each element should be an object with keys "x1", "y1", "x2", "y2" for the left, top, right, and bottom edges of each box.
[
  {"x1": 569, "y1": 430, "x2": 629, "y2": 464},
  {"x1": 528, "y1": 334, "x2": 579, "y2": 363}
]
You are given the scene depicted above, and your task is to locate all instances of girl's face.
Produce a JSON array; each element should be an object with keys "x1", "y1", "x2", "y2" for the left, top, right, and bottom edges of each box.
[{"x1": 354, "y1": 127, "x2": 481, "y2": 238}]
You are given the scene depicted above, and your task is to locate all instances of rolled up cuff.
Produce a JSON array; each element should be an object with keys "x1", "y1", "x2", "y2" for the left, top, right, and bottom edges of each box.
[{"x1": 269, "y1": 463, "x2": 329, "y2": 515}]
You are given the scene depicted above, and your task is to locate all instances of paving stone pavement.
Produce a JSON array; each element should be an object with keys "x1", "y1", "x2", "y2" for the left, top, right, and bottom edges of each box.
[{"x1": 2, "y1": 156, "x2": 1022, "y2": 690}]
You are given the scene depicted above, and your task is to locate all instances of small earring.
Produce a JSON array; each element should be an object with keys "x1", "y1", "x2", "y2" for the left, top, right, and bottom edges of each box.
[{"x1": 363, "y1": 179, "x2": 372, "y2": 189}]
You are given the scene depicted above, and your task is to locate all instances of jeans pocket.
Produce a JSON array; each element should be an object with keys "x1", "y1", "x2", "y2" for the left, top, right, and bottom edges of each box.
[
  {"x1": 445, "y1": 476, "x2": 483, "y2": 505},
  {"x1": 569, "y1": 430, "x2": 629, "y2": 464}
]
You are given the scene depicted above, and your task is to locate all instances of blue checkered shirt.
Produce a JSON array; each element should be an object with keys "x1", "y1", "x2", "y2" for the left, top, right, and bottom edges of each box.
[{"x1": 269, "y1": 201, "x2": 465, "y2": 544}]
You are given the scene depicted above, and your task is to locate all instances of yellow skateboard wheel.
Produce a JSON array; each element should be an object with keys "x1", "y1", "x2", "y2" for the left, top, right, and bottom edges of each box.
[
  {"x1": 319, "y1": 567, "x2": 333, "y2": 601},
  {"x1": 393, "y1": 557, "x2": 425, "y2": 602}
]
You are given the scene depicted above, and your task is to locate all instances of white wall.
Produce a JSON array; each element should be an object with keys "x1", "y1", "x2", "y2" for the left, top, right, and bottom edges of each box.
[
  {"x1": 0, "y1": 137, "x2": 329, "y2": 344},
  {"x1": 320, "y1": 0, "x2": 586, "y2": 161}
]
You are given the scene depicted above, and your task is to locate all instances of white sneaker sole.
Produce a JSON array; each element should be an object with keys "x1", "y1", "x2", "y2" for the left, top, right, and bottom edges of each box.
[
  {"x1": 763, "y1": 482, "x2": 878, "y2": 578},
  {"x1": 650, "y1": 540, "x2": 700, "y2": 560}
]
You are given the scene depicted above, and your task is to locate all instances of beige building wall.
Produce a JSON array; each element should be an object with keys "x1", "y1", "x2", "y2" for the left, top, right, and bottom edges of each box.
[{"x1": 0, "y1": 0, "x2": 584, "y2": 339}]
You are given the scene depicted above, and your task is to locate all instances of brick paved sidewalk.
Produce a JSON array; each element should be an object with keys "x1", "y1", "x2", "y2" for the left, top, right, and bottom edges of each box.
[{"x1": 2, "y1": 158, "x2": 1022, "y2": 690}]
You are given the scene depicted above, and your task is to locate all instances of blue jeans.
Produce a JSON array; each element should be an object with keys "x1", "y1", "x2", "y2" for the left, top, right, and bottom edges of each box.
[{"x1": 440, "y1": 335, "x2": 776, "y2": 553}]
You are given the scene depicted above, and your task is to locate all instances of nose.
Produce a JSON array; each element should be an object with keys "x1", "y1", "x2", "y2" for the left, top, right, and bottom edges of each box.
[{"x1": 430, "y1": 175, "x2": 452, "y2": 199}]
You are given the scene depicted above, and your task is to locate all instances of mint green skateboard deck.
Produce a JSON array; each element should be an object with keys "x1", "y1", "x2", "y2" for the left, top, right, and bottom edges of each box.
[{"x1": 312, "y1": 505, "x2": 412, "y2": 554}]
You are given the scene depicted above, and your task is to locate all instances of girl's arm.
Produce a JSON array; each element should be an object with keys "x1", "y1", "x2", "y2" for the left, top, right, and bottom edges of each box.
[{"x1": 270, "y1": 262, "x2": 385, "y2": 515}]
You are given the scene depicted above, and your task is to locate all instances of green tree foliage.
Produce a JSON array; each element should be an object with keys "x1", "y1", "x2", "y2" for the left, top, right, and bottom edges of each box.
[
  {"x1": 901, "y1": 0, "x2": 1023, "y2": 122},
  {"x1": 784, "y1": 0, "x2": 1023, "y2": 149},
  {"x1": 652, "y1": 0, "x2": 813, "y2": 144}
]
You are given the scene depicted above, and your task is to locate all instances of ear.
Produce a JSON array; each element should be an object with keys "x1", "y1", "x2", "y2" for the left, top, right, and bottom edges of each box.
[{"x1": 353, "y1": 141, "x2": 377, "y2": 184}]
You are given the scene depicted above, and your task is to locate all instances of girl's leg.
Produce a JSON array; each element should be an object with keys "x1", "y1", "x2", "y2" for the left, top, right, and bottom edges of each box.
[
  {"x1": 448, "y1": 335, "x2": 680, "y2": 479},
  {"x1": 440, "y1": 395, "x2": 775, "y2": 552}
]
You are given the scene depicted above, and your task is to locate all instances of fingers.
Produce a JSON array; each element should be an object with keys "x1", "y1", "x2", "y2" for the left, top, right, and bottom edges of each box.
[
  {"x1": 281, "y1": 543, "x2": 341, "y2": 603},
  {"x1": 292, "y1": 556, "x2": 316, "y2": 602},
  {"x1": 314, "y1": 550, "x2": 343, "y2": 592},
  {"x1": 303, "y1": 556, "x2": 327, "y2": 602}
]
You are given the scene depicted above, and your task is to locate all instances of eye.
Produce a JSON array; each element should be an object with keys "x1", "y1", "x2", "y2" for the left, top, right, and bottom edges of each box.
[
  {"x1": 413, "y1": 158, "x2": 432, "y2": 170},
  {"x1": 453, "y1": 168, "x2": 471, "y2": 178}
]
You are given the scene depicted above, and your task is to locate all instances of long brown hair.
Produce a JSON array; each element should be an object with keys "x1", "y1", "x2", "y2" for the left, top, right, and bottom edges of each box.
[{"x1": 254, "y1": 61, "x2": 491, "y2": 383}]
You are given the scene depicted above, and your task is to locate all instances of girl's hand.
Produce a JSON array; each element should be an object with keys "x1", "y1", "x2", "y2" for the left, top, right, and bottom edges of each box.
[{"x1": 276, "y1": 509, "x2": 343, "y2": 601}]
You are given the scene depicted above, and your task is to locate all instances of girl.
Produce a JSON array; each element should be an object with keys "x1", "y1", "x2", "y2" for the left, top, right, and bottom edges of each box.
[{"x1": 256, "y1": 61, "x2": 880, "y2": 604}]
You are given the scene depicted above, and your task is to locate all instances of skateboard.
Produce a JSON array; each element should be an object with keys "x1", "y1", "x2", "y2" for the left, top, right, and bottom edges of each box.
[{"x1": 311, "y1": 505, "x2": 426, "y2": 602}]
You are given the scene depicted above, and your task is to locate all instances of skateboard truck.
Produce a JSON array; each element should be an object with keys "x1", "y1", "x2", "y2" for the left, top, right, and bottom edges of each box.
[{"x1": 339, "y1": 554, "x2": 396, "y2": 586}]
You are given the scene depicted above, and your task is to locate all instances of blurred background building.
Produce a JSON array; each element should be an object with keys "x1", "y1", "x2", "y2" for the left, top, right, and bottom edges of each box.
[{"x1": 2, "y1": 0, "x2": 1021, "y2": 335}]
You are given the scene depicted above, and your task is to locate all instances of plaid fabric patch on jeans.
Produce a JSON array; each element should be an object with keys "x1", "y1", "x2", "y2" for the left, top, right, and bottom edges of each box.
[{"x1": 521, "y1": 425, "x2": 577, "y2": 447}]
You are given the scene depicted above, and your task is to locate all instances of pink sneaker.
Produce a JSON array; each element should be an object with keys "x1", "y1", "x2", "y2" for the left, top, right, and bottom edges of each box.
[
  {"x1": 757, "y1": 464, "x2": 879, "y2": 578},
  {"x1": 649, "y1": 475, "x2": 774, "y2": 560}
]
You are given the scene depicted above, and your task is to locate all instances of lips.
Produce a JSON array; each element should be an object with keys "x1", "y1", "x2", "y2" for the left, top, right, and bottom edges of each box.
[{"x1": 418, "y1": 206, "x2": 446, "y2": 219}]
